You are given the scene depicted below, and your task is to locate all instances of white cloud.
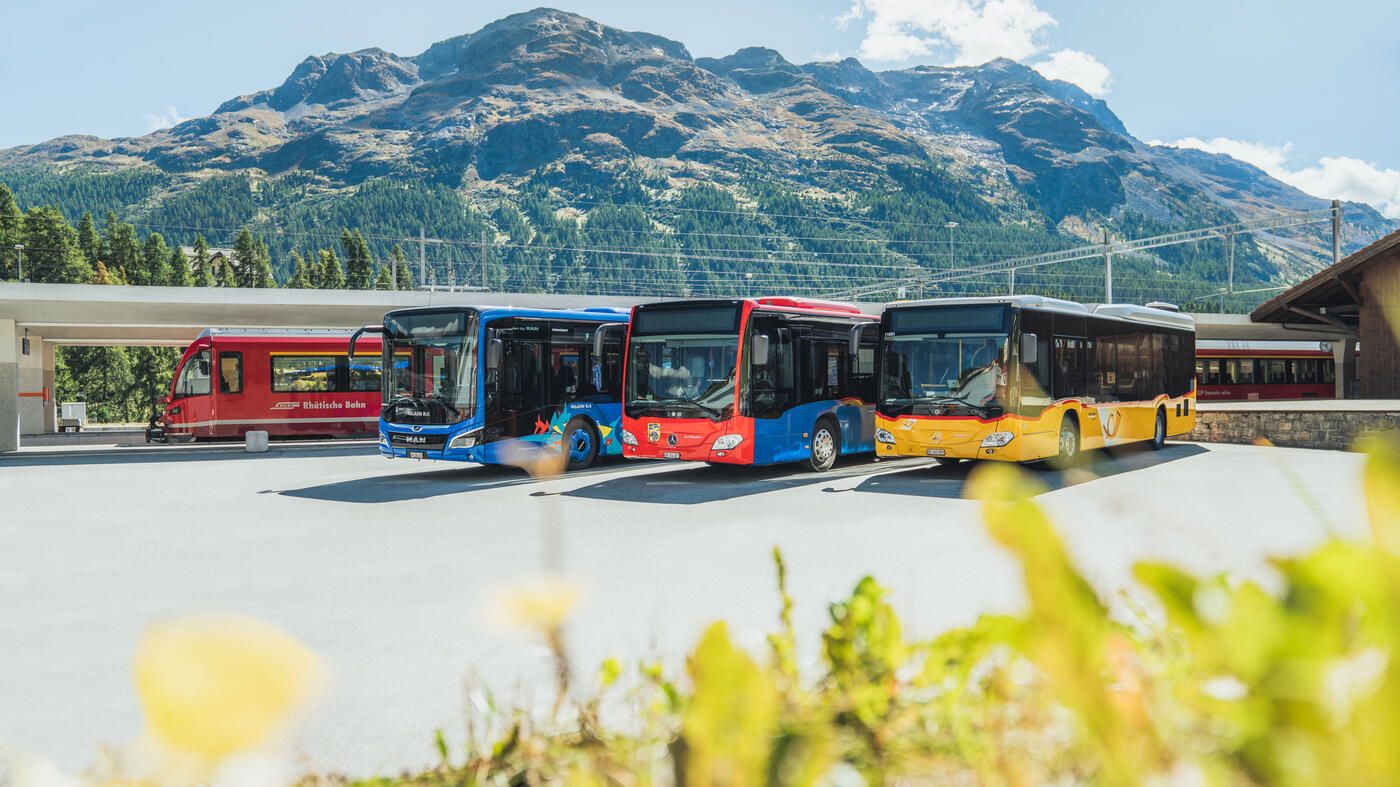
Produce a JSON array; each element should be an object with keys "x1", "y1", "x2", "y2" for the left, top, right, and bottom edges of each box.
[
  {"x1": 1158, "y1": 136, "x2": 1400, "y2": 218},
  {"x1": 145, "y1": 106, "x2": 186, "y2": 132},
  {"x1": 1034, "y1": 49, "x2": 1112, "y2": 97},
  {"x1": 836, "y1": 0, "x2": 1113, "y2": 97}
]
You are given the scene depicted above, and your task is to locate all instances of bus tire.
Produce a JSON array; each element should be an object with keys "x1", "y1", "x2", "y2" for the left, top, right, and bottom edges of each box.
[
  {"x1": 1054, "y1": 415, "x2": 1081, "y2": 468},
  {"x1": 805, "y1": 417, "x2": 840, "y2": 473},
  {"x1": 1150, "y1": 407, "x2": 1167, "y2": 450},
  {"x1": 563, "y1": 417, "x2": 600, "y2": 471}
]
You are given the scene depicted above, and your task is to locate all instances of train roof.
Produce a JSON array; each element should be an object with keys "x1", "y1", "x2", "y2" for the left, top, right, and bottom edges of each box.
[
  {"x1": 195, "y1": 327, "x2": 364, "y2": 339},
  {"x1": 886, "y1": 295, "x2": 1195, "y2": 332}
]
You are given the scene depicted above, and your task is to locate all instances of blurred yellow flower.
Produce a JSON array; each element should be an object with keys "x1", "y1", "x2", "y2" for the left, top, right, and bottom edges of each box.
[
  {"x1": 133, "y1": 614, "x2": 323, "y2": 762},
  {"x1": 490, "y1": 577, "x2": 582, "y2": 634}
]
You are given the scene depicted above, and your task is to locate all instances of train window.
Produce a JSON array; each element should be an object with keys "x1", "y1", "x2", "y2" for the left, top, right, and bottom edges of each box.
[
  {"x1": 1261, "y1": 359, "x2": 1289, "y2": 385},
  {"x1": 218, "y1": 352, "x2": 243, "y2": 394},
  {"x1": 272, "y1": 355, "x2": 336, "y2": 392},
  {"x1": 1201, "y1": 359, "x2": 1221, "y2": 386},
  {"x1": 1295, "y1": 359, "x2": 1321, "y2": 384},
  {"x1": 347, "y1": 356, "x2": 382, "y2": 392},
  {"x1": 176, "y1": 350, "x2": 212, "y2": 397},
  {"x1": 1320, "y1": 359, "x2": 1336, "y2": 385}
]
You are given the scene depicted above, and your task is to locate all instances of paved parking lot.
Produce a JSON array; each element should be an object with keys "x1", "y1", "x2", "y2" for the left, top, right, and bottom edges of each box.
[{"x1": 0, "y1": 441, "x2": 1369, "y2": 777}]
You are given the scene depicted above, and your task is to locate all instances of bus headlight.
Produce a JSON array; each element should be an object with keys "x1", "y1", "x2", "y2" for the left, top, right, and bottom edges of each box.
[
  {"x1": 448, "y1": 430, "x2": 481, "y2": 450},
  {"x1": 712, "y1": 434, "x2": 743, "y2": 450},
  {"x1": 875, "y1": 428, "x2": 896, "y2": 444},
  {"x1": 980, "y1": 431, "x2": 1015, "y2": 447},
  {"x1": 620, "y1": 428, "x2": 637, "y2": 446}
]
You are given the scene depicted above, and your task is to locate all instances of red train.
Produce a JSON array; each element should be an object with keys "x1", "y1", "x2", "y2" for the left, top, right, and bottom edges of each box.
[
  {"x1": 147, "y1": 328, "x2": 384, "y2": 442},
  {"x1": 1195, "y1": 340, "x2": 1351, "y2": 401}
]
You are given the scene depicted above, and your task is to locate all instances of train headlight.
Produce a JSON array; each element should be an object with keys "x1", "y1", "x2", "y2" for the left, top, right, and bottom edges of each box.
[
  {"x1": 875, "y1": 428, "x2": 896, "y2": 444},
  {"x1": 448, "y1": 430, "x2": 481, "y2": 450},
  {"x1": 712, "y1": 434, "x2": 743, "y2": 450},
  {"x1": 980, "y1": 431, "x2": 1015, "y2": 447},
  {"x1": 620, "y1": 428, "x2": 638, "y2": 446}
]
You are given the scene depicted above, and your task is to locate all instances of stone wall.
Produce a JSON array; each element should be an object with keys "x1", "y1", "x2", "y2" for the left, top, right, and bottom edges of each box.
[{"x1": 1188, "y1": 409, "x2": 1400, "y2": 450}]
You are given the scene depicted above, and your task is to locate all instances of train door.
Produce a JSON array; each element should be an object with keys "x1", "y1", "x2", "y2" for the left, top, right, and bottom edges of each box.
[{"x1": 213, "y1": 348, "x2": 246, "y2": 437}]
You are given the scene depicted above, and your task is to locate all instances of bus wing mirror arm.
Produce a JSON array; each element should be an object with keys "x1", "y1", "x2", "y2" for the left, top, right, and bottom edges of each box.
[
  {"x1": 751, "y1": 334, "x2": 770, "y2": 366},
  {"x1": 1021, "y1": 333, "x2": 1038, "y2": 365},
  {"x1": 348, "y1": 325, "x2": 383, "y2": 358},
  {"x1": 849, "y1": 322, "x2": 874, "y2": 356},
  {"x1": 592, "y1": 322, "x2": 625, "y2": 358}
]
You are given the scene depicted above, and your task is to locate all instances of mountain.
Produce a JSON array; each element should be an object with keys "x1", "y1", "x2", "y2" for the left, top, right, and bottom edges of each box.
[{"x1": 0, "y1": 7, "x2": 1389, "y2": 300}]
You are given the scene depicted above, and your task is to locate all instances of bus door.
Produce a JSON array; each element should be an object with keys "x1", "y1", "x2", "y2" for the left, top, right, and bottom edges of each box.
[
  {"x1": 746, "y1": 315, "x2": 800, "y2": 462},
  {"x1": 213, "y1": 348, "x2": 245, "y2": 437},
  {"x1": 485, "y1": 319, "x2": 550, "y2": 442},
  {"x1": 170, "y1": 349, "x2": 213, "y2": 438}
]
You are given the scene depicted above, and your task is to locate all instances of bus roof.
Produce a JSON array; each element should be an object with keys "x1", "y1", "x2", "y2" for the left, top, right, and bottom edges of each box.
[
  {"x1": 384, "y1": 305, "x2": 630, "y2": 323},
  {"x1": 637, "y1": 297, "x2": 877, "y2": 320},
  {"x1": 887, "y1": 295, "x2": 1195, "y2": 332}
]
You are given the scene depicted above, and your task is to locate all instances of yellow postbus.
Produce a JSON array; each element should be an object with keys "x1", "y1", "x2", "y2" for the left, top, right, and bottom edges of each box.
[{"x1": 874, "y1": 296, "x2": 1196, "y2": 465}]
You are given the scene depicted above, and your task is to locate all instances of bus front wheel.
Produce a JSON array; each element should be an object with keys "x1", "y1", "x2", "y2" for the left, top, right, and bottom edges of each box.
[
  {"x1": 805, "y1": 418, "x2": 840, "y2": 472},
  {"x1": 563, "y1": 417, "x2": 599, "y2": 471},
  {"x1": 1150, "y1": 407, "x2": 1166, "y2": 450},
  {"x1": 1054, "y1": 417, "x2": 1081, "y2": 468}
]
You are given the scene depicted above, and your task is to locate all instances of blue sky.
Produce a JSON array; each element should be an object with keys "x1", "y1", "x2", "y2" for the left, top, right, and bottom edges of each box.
[{"x1": 2, "y1": 0, "x2": 1397, "y2": 214}]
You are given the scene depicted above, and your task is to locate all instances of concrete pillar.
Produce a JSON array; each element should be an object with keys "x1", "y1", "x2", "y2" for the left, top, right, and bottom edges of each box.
[
  {"x1": 1332, "y1": 337, "x2": 1358, "y2": 399},
  {"x1": 0, "y1": 319, "x2": 18, "y2": 452},
  {"x1": 17, "y1": 330, "x2": 47, "y2": 435},
  {"x1": 42, "y1": 340, "x2": 56, "y2": 433}
]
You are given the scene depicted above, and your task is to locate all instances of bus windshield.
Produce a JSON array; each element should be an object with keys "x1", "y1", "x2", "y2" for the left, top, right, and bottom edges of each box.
[
  {"x1": 880, "y1": 304, "x2": 1011, "y2": 417},
  {"x1": 626, "y1": 334, "x2": 739, "y2": 420},
  {"x1": 382, "y1": 310, "x2": 479, "y2": 425}
]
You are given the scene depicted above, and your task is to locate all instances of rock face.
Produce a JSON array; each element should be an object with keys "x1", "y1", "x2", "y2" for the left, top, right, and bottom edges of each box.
[{"x1": 0, "y1": 6, "x2": 1390, "y2": 265}]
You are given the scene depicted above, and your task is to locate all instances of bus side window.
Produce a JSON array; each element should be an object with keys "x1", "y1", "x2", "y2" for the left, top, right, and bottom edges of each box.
[
  {"x1": 600, "y1": 328, "x2": 624, "y2": 397},
  {"x1": 852, "y1": 325, "x2": 878, "y2": 402},
  {"x1": 218, "y1": 352, "x2": 243, "y2": 394}
]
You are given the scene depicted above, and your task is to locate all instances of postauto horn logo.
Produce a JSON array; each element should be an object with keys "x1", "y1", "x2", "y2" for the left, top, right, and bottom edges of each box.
[{"x1": 647, "y1": 422, "x2": 660, "y2": 443}]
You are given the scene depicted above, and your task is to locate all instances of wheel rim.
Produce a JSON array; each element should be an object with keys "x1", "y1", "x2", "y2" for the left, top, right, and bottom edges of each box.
[
  {"x1": 1060, "y1": 426, "x2": 1076, "y2": 458},
  {"x1": 1155, "y1": 413, "x2": 1165, "y2": 444},
  {"x1": 568, "y1": 427, "x2": 592, "y2": 463},
  {"x1": 813, "y1": 428, "x2": 835, "y2": 465}
]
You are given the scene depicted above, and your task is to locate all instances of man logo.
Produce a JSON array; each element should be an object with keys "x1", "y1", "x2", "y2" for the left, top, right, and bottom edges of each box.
[{"x1": 647, "y1": 422, "x2": 660, "y2": 443}]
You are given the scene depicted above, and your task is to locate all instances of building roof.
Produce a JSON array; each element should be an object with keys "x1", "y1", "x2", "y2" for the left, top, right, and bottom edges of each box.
[{"x1": 1251, "y1": 227, "x2": 1400, "y2": 333}]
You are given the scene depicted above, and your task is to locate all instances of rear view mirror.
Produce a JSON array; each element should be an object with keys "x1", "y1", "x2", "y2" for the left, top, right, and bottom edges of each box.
[
  {"x1": 592, "y1": 322, "x2": 624, "y2": 358},
  {"x1": 849, "y1": 322, "x2": 874, "y2": 356},
  {"x1": 1021, "y1": 333, "x2": 1039, "y2": 365},
  {"x1": 751, "y1": 334, "x2": 770, "y2": 366},
  {"x1": 488, "y1": 338, "x2": 504, "y2": 369}
]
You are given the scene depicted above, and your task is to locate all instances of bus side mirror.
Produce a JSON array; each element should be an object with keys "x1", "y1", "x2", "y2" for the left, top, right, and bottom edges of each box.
[
  {"x1": 488, "y1": 338, "x2": 504, "y2": 369},
  {"x1": 751, "y1": 334, "x2": 770, "y2": 366},
  {"x1": 849, "y1": 322, "x2": 874, "y2": 356},
  {"x1": 1021, "y1": 333, "x2": 1039, "y2": 365},
  {"x1": 592, "y1": 323, "x2": 623, "y2": 358}
]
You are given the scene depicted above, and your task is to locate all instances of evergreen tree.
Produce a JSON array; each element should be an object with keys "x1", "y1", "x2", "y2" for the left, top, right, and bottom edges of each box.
[
  {"x1": 318, "y1": 248, "x2": 346, "y2": 289},
  {"x1": 0, "y1": 183, "x2": 23, "y2": 279},
  {"x1": 101, "y1": 212, "x2": 142, "y2": 284},
  {"x1": 167, "y1": 245, "x2": 192, "y2": 286},
  {"x1": 76, "y1": 212, "x2": 101, "y2": 267},
  {"x1": 373, "y1": 265, "x2": 395, "y2": 290},
  {"x1": 55, "y1": 346, "x2": 134, "y2": 423},
  {"x1": 191, "y1": 234, "x2": 214, "y2": 286},
  {"x1": 140, "y1": 232, "x2": 172, "y2": 286},
  {"x1": 391, "y1": 244, "x2": 413, "y2": 290},
  {"x1": 286, "y1": 250, "x2": 314, "y2": 289},
  {"x1": 232, "y1": 228, "x2": 276, "y2": 288},
  {"x1": 20, "y1": 206, "x2": 93, "y2": 283},
  {"x1": 215, "y1": 254, "x2": 237, "y2": 287},
  {"x1": 91, "y1": 260, "x2": 126, "y2": 285},
  {"x1": 342, "y1": 229, "x2": 374, "y2": 289}
]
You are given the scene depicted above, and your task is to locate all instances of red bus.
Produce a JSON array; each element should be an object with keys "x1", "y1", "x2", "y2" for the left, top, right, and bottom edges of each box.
[
  {"x1": 619, "y1": 297, "x2": 879, "y2": 471},
  {"x1": 148, "y1": 328, "x2": 384, "y2": 442},
  {"x1": 1195, "y1": 340, "x2": 1346, "y2": 401}
]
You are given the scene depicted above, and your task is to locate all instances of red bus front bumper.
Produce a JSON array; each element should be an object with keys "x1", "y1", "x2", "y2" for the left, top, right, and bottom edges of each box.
[{"x1": 619, "y1": 416, "x2": 755, "y2": 465}]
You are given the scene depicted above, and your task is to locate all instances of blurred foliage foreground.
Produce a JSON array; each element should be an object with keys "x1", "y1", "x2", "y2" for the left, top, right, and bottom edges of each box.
[{"x1": 14, "y1": 434, "x2": 1400, "y2": 787}]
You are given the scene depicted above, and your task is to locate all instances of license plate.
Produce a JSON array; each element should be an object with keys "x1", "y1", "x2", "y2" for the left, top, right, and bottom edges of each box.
[
  {"x1": 925, "y1": 448, "x2": 946, "y2": 457},
  {"x1": 663, "y1": 451, "x2": 681, "y2": 459},
  {"x1": 408, "y1": 451, "x2": 426, "y2": 459}
]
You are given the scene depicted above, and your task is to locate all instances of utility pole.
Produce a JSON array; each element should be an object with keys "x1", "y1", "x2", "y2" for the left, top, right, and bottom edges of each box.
[
  {"x1": 1331, "y1": 198, "x2": 1342, "y2": 266},
  {"x1": 945, "y1": 221, "x2": 958, "y2": 270},
  {"x1": 1008, "y1": 268, "x2": 1015, "y2": 295},
  {"x1": 479, "y1": 228, "x2": 489, "y2": 291},
  {"x1": 13, "y1": 244, "x2": 23, "y2": 282},
  {"x1": 418, "y1": 227, "x2": 427, "y2": 288},
  {"x1": 1222, "y1": 230, "x2": 1235, "y2": 312},
  {"x1": 1102, "y1": 230, "x2": 1112, "y2": 304}
]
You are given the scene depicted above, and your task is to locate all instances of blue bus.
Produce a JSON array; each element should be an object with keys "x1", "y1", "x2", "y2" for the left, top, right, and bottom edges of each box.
[{"x1": 351, "y1": 306, "x2": 630, "y2": 470}]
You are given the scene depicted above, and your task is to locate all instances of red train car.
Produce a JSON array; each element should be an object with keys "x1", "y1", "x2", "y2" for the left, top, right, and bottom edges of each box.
[
  {"x1": 1195, "y1": 340, "x2": 1348, "y2": 402},
  {"x1": 148, "y1": 328, "x2": 384, "y2": 442}
]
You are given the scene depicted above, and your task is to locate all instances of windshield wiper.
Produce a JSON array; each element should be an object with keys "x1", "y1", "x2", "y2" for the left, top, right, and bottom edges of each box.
[
  {"x1": 630, "y1": 397, "x2": 723, "y2": 418},
  {"x1": 887, "y1": 394, "x2": 989, "y2": 416}
]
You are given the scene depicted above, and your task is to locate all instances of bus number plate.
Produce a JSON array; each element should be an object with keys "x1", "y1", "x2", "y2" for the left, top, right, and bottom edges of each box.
[
  {"x1": 663, "y1": 451, "x2": 681, "y2": 459},
  {"x1": 925, "y1": 448, "x2": 946, "y2": 457},
  {"x1": 408, "y1": 451, "x2": 426, "y2": 459}
]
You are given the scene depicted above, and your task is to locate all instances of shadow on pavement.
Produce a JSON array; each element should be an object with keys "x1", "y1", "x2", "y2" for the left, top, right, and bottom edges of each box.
[
  {"x1": 0, "y1": 443, "x2": 376, "y2": 468},
  {"x1": 563, "y1": 456, "x2": 899, "y2": 505},
  {"x1": 837, "y1": 442, "x2": 1209, "y2": 500},
  {"x1": 276, "y1": 459, "x2": 634, "y2": 504}
]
